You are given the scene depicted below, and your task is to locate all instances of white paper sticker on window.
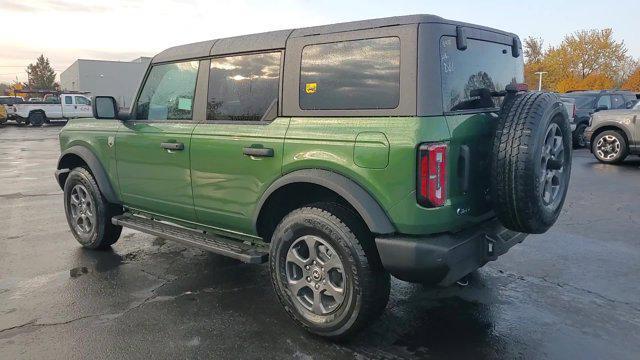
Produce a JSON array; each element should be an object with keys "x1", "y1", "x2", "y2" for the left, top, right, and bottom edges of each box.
[{"x1": 178, "y1": 98, "x2": 192, "y2": 111}]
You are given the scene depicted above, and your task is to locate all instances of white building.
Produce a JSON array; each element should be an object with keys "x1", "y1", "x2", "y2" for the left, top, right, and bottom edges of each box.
[{"x1": 60, "y1": 57, "x2": 151, "y2": 109}]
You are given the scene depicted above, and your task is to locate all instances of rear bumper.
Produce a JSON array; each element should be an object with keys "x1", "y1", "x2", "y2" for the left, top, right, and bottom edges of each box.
[{"x1": 375, "y1": 218, "x2": 527, "y2": 286}]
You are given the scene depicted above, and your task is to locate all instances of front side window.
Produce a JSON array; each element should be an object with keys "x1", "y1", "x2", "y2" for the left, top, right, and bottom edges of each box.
[
  {"x1": 207, "y1": 52, "x2": 281, "y2": 121},
  {"x1": 299, "y1": 37, "x2": 400, "y2": 110},
  {"x1": 75, "y1": 96, "x2": 91, "y2": 105},
  {"x1": 597, "y1": 95, "x2": 611, "y2": 109},
  {"x1": 135, "y1": 61, "x2": 199, "y2": 120},
  {"x1": 440, "y1": 36, "x2": 524, "y2": 112}
]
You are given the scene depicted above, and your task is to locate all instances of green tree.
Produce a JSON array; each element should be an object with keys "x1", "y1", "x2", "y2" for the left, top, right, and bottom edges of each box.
[{"x1": 26, "y1": 54, "x2": 56, "y2": 90}]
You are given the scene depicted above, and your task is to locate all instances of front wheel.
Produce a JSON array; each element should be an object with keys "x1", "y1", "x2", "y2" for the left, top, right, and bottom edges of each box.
[
  {"x1": 63, "y1": 167, "x2": 122, "y2": 249},
  {"x1": 269, "y1": 203, "x2": 390, "y2": 339},
  {"x1": 573, "y1": 123, "x2": 587, "y2": 148},
  {"x1": 592, "y1": 130, "x2": 628, "y2": 164}
]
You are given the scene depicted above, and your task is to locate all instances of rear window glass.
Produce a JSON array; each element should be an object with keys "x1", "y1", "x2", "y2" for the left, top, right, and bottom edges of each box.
[
  {"x1": 562, "y1": 94, "x2": 596, "y2": 109},
  {"x1": 440, "y1": 36, "x2": 524, "y2": 112},
  {"x1": 299, "y1": 37, "x2": 400, "y2": 110}
]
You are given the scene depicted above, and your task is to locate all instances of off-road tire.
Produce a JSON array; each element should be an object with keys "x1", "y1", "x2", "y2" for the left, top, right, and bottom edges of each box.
[
  {"x1": 592, "y1": 130, "x2": 628, "y2": 164},
  {"x1": 63, "y1": 167, "x2": 122, "y2": 249},
  {"x1": 572, "y1": 123, "x2": 587, "y2": 148},
  {"x1": 269, "y1": 203, "x2": 390, "y2": 340},
  {"x1": 491, "y1": 92, "x2": 572, "y2": 234},
  {"x1": 28, "y1": 112, "x2": 45, "y2": 127}
]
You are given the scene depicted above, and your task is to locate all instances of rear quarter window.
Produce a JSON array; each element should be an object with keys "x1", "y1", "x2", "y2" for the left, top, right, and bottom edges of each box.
[
  {"x1": 299, "y1": 37, "x2": 400, "y2": 110},
  {"x1": 440, "y1": 36, "x2": 524, "y2": 112}
]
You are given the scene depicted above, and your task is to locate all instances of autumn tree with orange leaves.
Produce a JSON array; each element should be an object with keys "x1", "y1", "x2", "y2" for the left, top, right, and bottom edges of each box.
[
  {"x1": 622, "y1": 68, "x2": 640, "y2": 91},
  {"x1": 523, "y1": 29, "x2": 637, "y2": 93}
]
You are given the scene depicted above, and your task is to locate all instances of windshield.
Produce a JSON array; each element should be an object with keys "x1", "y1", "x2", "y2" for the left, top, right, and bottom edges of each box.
[
  {"x1": 440, "y1": 36, "x2": 524, "y2": 112},
  {"x1": 633, "y1": 101, "x2": 640, "y2": 110},
  {"x1": 561, "y1": 94, "x2": 596, "y2": 109}
]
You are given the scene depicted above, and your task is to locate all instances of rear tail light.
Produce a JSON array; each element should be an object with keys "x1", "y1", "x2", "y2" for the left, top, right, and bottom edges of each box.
[{"x1": 417, "y1": 143, "x2": 447, "y2": 207}]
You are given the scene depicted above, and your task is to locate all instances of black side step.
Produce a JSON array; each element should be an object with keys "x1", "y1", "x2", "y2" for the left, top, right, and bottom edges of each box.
[{"x1": 112, "y1": 214, "x2": 268, "y2": 264}]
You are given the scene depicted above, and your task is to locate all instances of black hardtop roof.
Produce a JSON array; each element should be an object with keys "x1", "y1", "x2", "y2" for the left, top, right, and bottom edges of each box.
[{"x1": 152, "y1": 14, "x2": 517, "y2": 64}]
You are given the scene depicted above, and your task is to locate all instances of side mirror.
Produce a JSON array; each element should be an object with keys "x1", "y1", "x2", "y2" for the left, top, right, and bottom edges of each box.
[
  {"x1": 625, "y1": 101, "x2": 636, "y2": 109},
  {"x1": 93, "y1": 96, "x2": 118, "y2": 119},
  {"x1": 595, "y1": 105, "x2": 608, "y2": 112}
]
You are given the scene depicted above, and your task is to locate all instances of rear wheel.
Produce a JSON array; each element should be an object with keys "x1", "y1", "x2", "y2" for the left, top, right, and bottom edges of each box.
[
  {"x1": 28, "y1": 112, "x2": 45, "y2": 127},
  {"x1": 592, "y1": 130, "x2": 628, "y2": 164},
  {"x1": 63, "y1": 167, "x2": 122, "y2": 249},
  {"x1": 269, "y1": 203, "x2": 389, "y2": 339}
]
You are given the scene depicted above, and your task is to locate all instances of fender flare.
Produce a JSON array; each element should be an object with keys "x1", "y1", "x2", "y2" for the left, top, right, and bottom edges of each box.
[
  {"x1": 56, "y1": 145, "x2": 121, "y2": 204},
  {"x1": 253, "y1": 169, "x2": 395, "y2": 235},
  {"x1": 590, "y1": 121, "x2": 633, "y2": 143}
]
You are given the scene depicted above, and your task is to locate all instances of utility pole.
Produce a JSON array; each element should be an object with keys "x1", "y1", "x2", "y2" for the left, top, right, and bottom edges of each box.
[{"x1": 534, "y1": 71, "x2": 547, "y2": 91}]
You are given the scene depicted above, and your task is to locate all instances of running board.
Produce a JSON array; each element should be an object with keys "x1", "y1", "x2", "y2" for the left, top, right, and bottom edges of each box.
[{"x1": 112, "y1": 214, "x2": 268, "y2": 264}]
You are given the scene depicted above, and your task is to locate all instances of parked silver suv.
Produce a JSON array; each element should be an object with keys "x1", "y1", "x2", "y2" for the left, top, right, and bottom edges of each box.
[{"x1": 585, "y1": 101, "x2": 640, "y2": 163}]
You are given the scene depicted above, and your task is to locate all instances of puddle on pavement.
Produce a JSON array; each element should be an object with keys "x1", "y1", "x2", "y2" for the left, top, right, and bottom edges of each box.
[{"x1": 69, "y1": 266, "x2": 90, "y2": 278}]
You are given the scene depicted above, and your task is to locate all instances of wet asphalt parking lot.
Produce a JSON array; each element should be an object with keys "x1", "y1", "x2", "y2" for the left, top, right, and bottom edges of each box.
[{"x1": 1, "y1": 122, "x2": 639, "y2": 360}]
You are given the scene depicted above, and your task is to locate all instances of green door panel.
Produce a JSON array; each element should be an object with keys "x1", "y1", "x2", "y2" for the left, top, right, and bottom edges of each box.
[
  {"x1": 116, "y1": 122, "x2": 197, "y2": 221},
  {"x1": 190, "y1": 117, "x2": 290, "y2": 235},
  {"x1": 354, "y1": 132, "x2": 389, "y2": 169}
]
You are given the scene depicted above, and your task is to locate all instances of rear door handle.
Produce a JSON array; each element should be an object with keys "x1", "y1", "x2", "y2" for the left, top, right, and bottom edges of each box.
[
  {"x1": 161, "y1": 142, "x2": 184, "y2": 151},
  {"x1": 243, "y1": 147, "x2": 274, "y2": 157}
]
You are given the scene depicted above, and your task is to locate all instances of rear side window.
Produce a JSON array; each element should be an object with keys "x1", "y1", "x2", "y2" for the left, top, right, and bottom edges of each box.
[
  {"x1": 64, "y1": 96, "x2": 73, "y2": 105},
  {"x1": 440, "y1": 36, "x2": 524, "y2": 112},
  {"x1": 207, "y1": 52, "x2": 281, "y2": 121},
  {"x1": 135, "y1": 61, "x2": 199, "y2": 120},
  {"x1": 299, "y1": 37, "x2": 400, "y2": 110},
  {"x1": 564, "y1": 94, "x2": 596, "y2": 109},
  {"x1": 611, "y1": 95, "x2": 625, "y2": 109}
]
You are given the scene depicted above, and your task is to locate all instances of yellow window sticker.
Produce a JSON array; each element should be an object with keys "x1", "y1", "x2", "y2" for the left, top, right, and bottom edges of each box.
[{"x1": 305, "y1": 83, "x2": 317, "y2": 94}]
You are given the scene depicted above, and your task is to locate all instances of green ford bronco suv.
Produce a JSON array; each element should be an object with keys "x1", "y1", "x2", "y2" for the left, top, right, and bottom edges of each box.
[{"x1": 55, "y1": 15, "x2": 572, "y2": 338}]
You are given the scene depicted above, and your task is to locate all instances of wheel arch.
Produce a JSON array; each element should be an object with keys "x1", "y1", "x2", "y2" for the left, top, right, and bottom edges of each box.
[
  {"x1": 56, "y1": 145, "x2": 121, "y2": 204},
  {"x1": 590, "y1": 124, "x2": 631, "y2": 148},
  {"x1": 28, "y1": 109, "x2": 46, "y2": 118},
  {"x1": 253, "y1": 169, "x2": 395, "y2": 240}
]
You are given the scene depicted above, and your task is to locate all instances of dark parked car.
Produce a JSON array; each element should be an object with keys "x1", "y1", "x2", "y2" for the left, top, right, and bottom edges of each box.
[
  {"x1": 561, "y1": 90, "x2": 637, "y2": 147},
  {"x1": 584, "y1": 101, "x2": 640, "y2": 164}
]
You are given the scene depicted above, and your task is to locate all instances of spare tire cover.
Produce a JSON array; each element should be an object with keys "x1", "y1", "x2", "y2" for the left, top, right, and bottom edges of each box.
[{"x1": 491, "y1": 92, "x2": 572, "y2": 234}]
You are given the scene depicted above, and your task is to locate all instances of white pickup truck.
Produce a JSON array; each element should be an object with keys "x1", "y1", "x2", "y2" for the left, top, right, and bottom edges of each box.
[{"x1": 7, "y1": 94, "x2": 92, "y2": 126}]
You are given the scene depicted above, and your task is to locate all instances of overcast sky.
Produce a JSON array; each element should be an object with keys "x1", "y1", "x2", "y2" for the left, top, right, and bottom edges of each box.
[{"x1": 1, "y1": 0, "x2": 639, "y2": 83}]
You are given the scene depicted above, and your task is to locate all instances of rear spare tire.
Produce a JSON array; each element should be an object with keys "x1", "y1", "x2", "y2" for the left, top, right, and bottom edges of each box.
[{"x1": 491, "y1": 92, "x2": 572, "y2": 234}]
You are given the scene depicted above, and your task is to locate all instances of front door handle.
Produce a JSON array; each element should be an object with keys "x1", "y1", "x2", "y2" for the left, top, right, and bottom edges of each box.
[
  {"x1": 243, "y1": 147, "x2": 274, "y2": 157},
  {"x1": 161, "y1": 142, "x2": 184, "y2": 151}
]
